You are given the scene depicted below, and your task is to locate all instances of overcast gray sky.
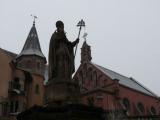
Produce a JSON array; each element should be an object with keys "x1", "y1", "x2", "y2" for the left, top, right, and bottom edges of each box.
[{"x1": 0, "y1": 0, "x2": 160, "y2": 96}]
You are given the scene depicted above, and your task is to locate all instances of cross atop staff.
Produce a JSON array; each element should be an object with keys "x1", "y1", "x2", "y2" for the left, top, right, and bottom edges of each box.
[
  {"x1": 31, "y1": 14, "x2": 38, "y2": 25},
  {"x1": 74, "y1": 19, "x2": 85, "y2": 57}
]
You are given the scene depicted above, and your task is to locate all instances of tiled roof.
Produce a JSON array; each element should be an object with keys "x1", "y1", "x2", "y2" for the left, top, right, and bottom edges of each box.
[
  {"x1": 17, "y1": 22, "x2": 45, "y2": 59},
  {"x1": 0, "y1": 48, "x2": 17, "y2": 58},
  {"x1": 92, "y1": 63, "x2": 157, "y2": 97}
]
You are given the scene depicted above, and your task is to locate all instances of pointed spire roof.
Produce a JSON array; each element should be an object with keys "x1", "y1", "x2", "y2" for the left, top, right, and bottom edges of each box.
[
  {"x1": 82, "y1": 40, "x2": 90, "y2": 48},
  {"x1": 18, "y1": 21, "x2": 45, "y2": 59}
]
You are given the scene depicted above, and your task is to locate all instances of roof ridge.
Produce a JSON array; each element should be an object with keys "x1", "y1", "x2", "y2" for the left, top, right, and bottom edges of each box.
[
  {"x1": 91, "y1": 62, "x2": 158, "y2": 97},
  {"x1": 0, "y1": 48, "x2": 17, "y2": 58},
  {"x1": 92, "y1": 62, "x2": 130, "y2": 79},
  {"x1": 129, "y1": 77, "x2": 158, "y2": 97}
]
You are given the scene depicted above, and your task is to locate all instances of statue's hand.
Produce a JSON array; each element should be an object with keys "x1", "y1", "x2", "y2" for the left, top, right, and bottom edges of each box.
[
  {"x1": 76, "y1": 38, "x2": 79, "y2": 44},
  {"x1": 72, "y1": 38, "x2": 79, "y2": 47}
]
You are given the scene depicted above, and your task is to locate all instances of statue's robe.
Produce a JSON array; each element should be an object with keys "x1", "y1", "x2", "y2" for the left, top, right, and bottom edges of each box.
[{"x1": 48, "y1": 31, "x2": 76, "y2": 80}]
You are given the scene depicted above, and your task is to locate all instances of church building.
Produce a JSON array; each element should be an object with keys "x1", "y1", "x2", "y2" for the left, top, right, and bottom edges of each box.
[
  {"x1": 0, "y1": 21, "x2": 46, "y2": 116},
  {"x1": 73, "y1": 39, "x2": 160, "y2": 118}
]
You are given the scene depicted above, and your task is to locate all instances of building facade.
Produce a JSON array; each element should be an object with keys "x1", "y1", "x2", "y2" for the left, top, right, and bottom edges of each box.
[
  {"x1": 0, "y1": 21, "x2": 46, "y2": 117},
  {"x1": 73, "y1": 40, "x2": 160, "y2": 119}
]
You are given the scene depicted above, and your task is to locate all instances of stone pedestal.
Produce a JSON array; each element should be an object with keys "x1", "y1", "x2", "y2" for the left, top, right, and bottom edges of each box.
[
  {"x1": 17, "y1": 78, "x2": 105, "y2": 120},
  {"x1": 45, "y1": 79, "x2": 80, "y2": 106},
  {"x1": 17, "y1": 104, "x2": 105, "y2": 120}
]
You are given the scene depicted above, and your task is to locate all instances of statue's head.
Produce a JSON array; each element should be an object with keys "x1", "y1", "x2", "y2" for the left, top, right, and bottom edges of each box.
[{"x1": 56, "y1": 21, "x2": 64, "y2": 32}]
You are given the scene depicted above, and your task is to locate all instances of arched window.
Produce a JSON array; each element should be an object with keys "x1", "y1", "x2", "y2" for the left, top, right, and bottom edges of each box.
[
  {"x1": 123, "y1": 98, "x2": 130, "y2": 110},
  {"x1": 15, "y1": 101, "x2": 19, "y2": 112},
  {"x1": 24, "y1": 71, "x2": 32, "y2": 82},
  {"x1": 97, "y1": 75, "x2": 102, "y2": 86},
  {"x1": 87, "y1": 68, "x2": 92, "y2": 81},
  {"x1": 137, "y1": 102, "x2": 145, "y2": 114},
  {"x1": 87, "y1": 97, "x2": 94, "y2": 106},
  {"x1": 13, "y1": 77, "x2": 20, "y2": 90},
  {"x1": 2, "y1": 102, "x2": 8, "y2": 115},
  {"x1": 79, "y1": 71, "x2": 83, "y2": 86},
  {"x1": 10, "y1": 101, "x2": 14, "y2": 113},
  {"x1": 35, "y1": 84, "x2": 40, "y2": 94},
  {"x1": 150, "y1": 106, "x2": 156, "y2": 115},
  {"x1": 93, "y1": 71, "x2": 97, "y2": 87},
  {"x1": 83, "y1": 63, "x2": 87, "y2": 79}
]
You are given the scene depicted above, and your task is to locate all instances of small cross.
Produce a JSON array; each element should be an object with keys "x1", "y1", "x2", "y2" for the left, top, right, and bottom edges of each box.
[
  {"x1": 83, "y1": 32, "x2": 88, "y2": 41},
  {"x1": 31, "y1": 14, "x2": 38, "y2": 25},
  {"x1": 77, "y1": 19, "x2": 85, "y2": 27}
]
